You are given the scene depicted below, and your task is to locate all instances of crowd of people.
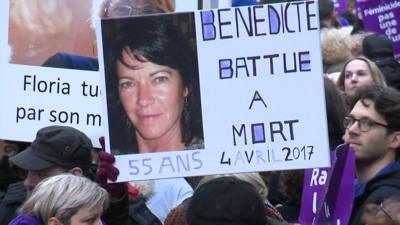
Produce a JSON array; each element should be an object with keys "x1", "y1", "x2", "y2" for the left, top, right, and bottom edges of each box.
[{"x1": 1, "y1": 0, "x2": 400, "y2": 224}]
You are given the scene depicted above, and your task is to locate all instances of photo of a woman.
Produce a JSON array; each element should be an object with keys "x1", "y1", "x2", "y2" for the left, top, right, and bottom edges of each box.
[{"x1": 101, "y1": 13, "x2": 203, "y2": 154}]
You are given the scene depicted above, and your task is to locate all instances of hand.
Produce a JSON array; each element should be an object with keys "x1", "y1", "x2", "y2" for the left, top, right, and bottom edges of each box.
[{"x1": 96, "y1": 137, "x2": 127, "y2": 198}]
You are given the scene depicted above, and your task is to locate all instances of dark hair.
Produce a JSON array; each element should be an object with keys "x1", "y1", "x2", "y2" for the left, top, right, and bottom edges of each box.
[
  {"x1": 362, "y1": 33, "x2": 395, "y2": 60},
  {"x1": 279, "y1": 170, "x2": 304, "y2": 208},
  {"x1": 102, "y1": 13, "x2": 203, "y2": 153},
  {"x1": 349, "y1": 85, "x2": 400, "y2": 159},
  {"x1": 318, "y1": 0, "x2": 334, "y2": 21},
  {"x1": 324, "y1": 77, "x2": 348, "y2": 150}
]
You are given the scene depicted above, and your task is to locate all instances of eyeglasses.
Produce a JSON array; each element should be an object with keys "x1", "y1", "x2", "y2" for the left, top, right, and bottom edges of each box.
[
  {"x1": 106, "y1": 5, "x2": 133, "y2": 17},
  {"x1": 105, "y1": 4, "x2": 143, "y2": 18},
  {"x1": 377, "y1": 202, "x2": 398, "y2": 225},
  {"x1": 343, "y1": 116, "x2": 389, "y2": 132}
]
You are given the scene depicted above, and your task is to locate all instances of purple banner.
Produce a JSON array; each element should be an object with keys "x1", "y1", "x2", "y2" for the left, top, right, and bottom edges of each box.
[
  {"x1": 299, "y1": 145, "x2": 355, "y2": 225},
  {"x1": 333, "y1": 0, "x2": 347, "y2": 14},
  {"x1": 355, "y1": 0, "x2": 400, "y2": 60}
]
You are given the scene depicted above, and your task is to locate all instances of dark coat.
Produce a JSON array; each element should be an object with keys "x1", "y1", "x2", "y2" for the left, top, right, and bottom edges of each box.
[
  {"x1": 348, "y1": 166, "x2": 400, "y2": 225},
  {"x1": 374, "y1": 57, "x2": 400, "y2": 91},
  {"x1": 0, "y1": 181, "x2": 26, "y2": 225}
]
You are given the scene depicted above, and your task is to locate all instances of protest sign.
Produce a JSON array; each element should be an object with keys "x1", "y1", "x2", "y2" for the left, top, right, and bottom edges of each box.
[
  {"x1": 96, "y1": 1, "x2": 331, "y2": 181},
  {"x1": 333, "y1": 0, "x2": 347, "y2": 15},
  {"x1": 355, "y1": 0, "x2": 400, "y2": 59},
  {"x1": 0, "y1": 0, "x2": 104, "y2": 147},
  {"x1": 299, "y1": 145, "x2": 355, "y2": 225}
]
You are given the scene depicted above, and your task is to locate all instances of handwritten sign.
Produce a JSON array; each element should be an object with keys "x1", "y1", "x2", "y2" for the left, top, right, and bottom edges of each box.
[
  {"x1": 96, "y1": 1, "x2": 330, "y2": 181},
  {"x1": 0, "y1": 0, "x2": 104, "y2": 147}
]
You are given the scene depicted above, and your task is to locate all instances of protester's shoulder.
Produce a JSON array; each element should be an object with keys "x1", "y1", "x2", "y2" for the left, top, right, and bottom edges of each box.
[{"x1": 363, "y1": 170, "x2": 400, "y2": 203}]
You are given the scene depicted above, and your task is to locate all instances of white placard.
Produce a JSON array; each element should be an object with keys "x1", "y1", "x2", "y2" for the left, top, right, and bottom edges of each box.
[
  {"x1": 0, "y1": 0, "x2": 104, "y2": 147},
  {"x1": 97, "y1": 1, "x2": 330, "y2": 181}
]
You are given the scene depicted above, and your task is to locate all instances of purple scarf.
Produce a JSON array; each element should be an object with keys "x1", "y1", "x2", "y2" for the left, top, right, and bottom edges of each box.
[{"x1": 8, "y1": 214, "x2": 42, "y2": 225}]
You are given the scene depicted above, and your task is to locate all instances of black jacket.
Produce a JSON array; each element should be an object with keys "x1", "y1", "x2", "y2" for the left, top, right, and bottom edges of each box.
[
  {"x1": 348, "y1": 166, "x2": 400, "y2": 225},
  {"x1": 374, "y1": 57, "x2": 400, "y2": 91},
  {"x1": 103, "y1": 192, "x2": 162, "y2": 225},
  {"x1": 0, "y1": 181, "x2": 26, "y2": 225}
]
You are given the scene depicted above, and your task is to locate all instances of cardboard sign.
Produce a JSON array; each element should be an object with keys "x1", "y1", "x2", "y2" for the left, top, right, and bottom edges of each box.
[
  {"x1": 299, "y1": 145, "x2": 355, "y2": 225},
  {"x1": 0, "y1": 0, "x2": 104, "y2": 147},
  {"x1": 96, "y1": 1, "x2": 331, "y2": 181},
  {"x1": 355, "y1": 0, "x2": 400, "y2": 59}
]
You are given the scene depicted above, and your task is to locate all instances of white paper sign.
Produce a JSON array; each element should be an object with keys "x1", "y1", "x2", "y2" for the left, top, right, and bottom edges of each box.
[
  {"x1": 97, "y1": 1, "x2": 330, "y2": 182},
  {"x1": 0, "y1": 0, "x2": 104, "y2": 147}
]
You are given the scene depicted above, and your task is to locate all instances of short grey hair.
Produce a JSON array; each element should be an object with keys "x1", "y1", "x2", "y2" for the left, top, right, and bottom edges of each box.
[{"x1": 22, "y1": 174, "x2": 109, "y2": 224}]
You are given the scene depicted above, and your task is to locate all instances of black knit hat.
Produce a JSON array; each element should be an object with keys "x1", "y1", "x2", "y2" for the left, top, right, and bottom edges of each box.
[
  {"x1": 362, "y1": 33, "x2": 394, "y2": 59},
  {"x1": 10, "y1": 126, "x2": 93, "y2": 172},
  {"x1": 187, "y1": 176, "x2": 267, "y2": 225}
]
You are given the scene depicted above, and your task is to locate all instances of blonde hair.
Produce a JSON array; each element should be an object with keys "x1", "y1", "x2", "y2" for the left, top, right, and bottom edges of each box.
[
  {"x1": 320, "y1": 28, "x2": 352, "y2": 65},
  {"x1": 198, "y1": 173, "x2": 268, "y2": 200},
  {"x1": 349, "y1": 32, "x2": 373, "y2": 57},
  {"x1": 22, "y1": 174, "x2": 109, "y2": 224},
  {"x1": 336, "y1": 56, "x2": 386, "y2": 94}
]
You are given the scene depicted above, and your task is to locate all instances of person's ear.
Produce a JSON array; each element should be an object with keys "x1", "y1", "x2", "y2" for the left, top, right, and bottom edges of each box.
[
  {"x1": 183, "y1": 86, "x2": 189, "y2": 97},
  {"x1": 69, "y1": 167, "x2": 83, "y2": 176},
  {"x1": 48, "y1": 217, "x2": 62, "y2": 225},
  {"x1": 389, "y1": 131, "x2": 400, "y2": 150}
]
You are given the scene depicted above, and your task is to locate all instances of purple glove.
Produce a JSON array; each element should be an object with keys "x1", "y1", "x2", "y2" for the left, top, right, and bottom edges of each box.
[{"x1": 97, "y1": 137, "x2": 127, "y2": 198}]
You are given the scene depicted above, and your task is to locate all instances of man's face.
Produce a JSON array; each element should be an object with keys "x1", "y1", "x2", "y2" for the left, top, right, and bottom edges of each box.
[
  {"x1": 343, "y1": 99, "x2": 392, "y2": 163},
  {"x1": 24, "y1": 166, "x2": 67, "y2": 196}
]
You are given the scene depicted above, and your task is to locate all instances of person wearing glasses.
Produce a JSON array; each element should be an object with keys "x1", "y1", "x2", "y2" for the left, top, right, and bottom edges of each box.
[{"x1": 342, "y1": 85, "x2": 400, "y2": 225}]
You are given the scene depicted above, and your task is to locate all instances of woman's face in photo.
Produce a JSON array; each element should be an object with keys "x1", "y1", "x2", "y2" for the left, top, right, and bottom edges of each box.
[
  {"x1": 117, "y1": 48, "x2": 188, "y2": 146},
  {"x1": 344, "y1": 59, "x2": 374, "y2": 96}
]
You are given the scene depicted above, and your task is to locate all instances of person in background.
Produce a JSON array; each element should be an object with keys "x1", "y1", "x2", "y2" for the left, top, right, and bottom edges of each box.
[
  {"x1": 0, "y1": 141, "x2": 30, "y2": 192},
  {"x1": 348, "y1": 32, "x2": 371, "y2": 57},
  {"x1": 8, "y1": 174, "x2": 109, "y2": 225},
  {"x1": 164, "y1": 173, "x2": 285, "y2": 225},
  {"x1": 362, "y1": 33, "x2": 400, "y2": 91},
  {"x1": 186, "y1": 176, "x2": 268, "y2": 225},
  {"x1": 275, "y1": 170, "x2": 304, "y2": 223},
  {"x1": 318, "y1": 0, "x2": 340, "y2": 29},
  {"x1": 0, "y1": 126, "x2": 94, "y2": 225},
  {"x1": 320, "y1": 28, "x2": 352, "y2": 82},
  {"x1": 336, "y1": 56, "x2": 386, "y2": 97},
  {"x1": 324, "y1": 77, "x2": 348, "y2": 149},
  {"x1": 343, "y1": 86, "x2": 400, "y2": 225}
]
